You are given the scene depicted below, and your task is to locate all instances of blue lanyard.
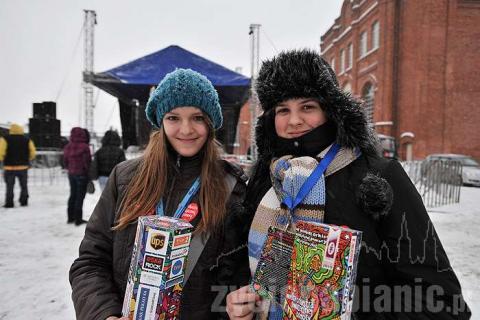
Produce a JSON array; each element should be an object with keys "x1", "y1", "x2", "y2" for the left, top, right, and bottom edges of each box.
[
  {"x1": 156, "y1": 177, "x2": 201, "y2": 218},
  {"x1": 282, "y1": 143, "x2": 340, "y2": 211}
]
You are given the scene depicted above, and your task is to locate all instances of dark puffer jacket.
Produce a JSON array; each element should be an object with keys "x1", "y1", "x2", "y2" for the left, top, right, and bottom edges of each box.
[
  {"x1": 69, "y1": 156, "x2": 251, "y2": 320},
  {"x1": 63, "y1": 127, "x2": 91, "y2": 176},
  {"x1": 89, "y1": 130, "x2": 126, "y2": 179}
]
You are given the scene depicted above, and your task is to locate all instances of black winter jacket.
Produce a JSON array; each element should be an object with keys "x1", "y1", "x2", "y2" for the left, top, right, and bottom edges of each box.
[
  {"x1": 325, "y1": 155, "x2": 470, "y2": 319},
  {"x1": 90, "y1": 131, "x2": 126, "y2": 179},
  {"x1": 70, "y1": 157, "x2": 250, "y2": 320},
  {"x1": 90, "y1": 146, "x2": 126, "y2": 178},
  {"x1": 247, "y1": 152, "x2": 471, "y2": 319},
  {"x1": 245, "y1": 50, "x2": 471, "y2": 318}
]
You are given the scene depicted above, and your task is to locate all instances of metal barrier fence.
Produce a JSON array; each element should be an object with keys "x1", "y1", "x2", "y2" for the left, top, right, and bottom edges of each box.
[
  {"x1": 0, "y1": 150, "x2": 68, "y2": 188},
  {"x1": 3, "y1": 155, "x2": 460, "y2": 209},
  {"x1": 0, "y1": 167, "x2": 68, "y2": 188},
  {"x1": 402, "y1": 160, "x2": 462, "y2": 207}
]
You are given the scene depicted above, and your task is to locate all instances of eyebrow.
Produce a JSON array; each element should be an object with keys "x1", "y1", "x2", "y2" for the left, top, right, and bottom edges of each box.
[
  {"x1": 165, "y1": 111, "x2": 203, "y2": 116},
  {"x1": 298, "y1": 99, "x2": 317, "y2": 104},
  {"x1": 275, "y1": 99, "x2": 317, "y2": 107}
]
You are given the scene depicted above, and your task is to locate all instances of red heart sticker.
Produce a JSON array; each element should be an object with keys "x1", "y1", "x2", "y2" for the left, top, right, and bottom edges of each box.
[{"x1": 181, "y1": 202, "x2": 199, "y2": 222}]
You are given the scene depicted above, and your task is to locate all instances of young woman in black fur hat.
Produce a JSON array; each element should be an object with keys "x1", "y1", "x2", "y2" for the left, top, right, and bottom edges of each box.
[{"x1": 227, "y1": 49, "x2": 470, "y2": 319}]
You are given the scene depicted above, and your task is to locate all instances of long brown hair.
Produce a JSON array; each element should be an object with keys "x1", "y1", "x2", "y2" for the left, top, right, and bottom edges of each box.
[{"x1": 114, "y1": 123, "x2": 228, "y2": 233}]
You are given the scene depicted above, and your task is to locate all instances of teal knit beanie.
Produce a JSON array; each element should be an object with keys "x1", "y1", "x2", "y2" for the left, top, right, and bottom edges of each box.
[{"x1": 145, "y1": 68, "x2": 223, "y2": 129}]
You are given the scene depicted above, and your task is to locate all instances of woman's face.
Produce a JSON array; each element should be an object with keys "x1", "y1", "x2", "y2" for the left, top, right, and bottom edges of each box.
[
  {"x1": 163, "y1": 107, "x2": 209, "y2": 157},
  {"x1": 274, "y1": 98, "x2": 327, "y2": 139}
]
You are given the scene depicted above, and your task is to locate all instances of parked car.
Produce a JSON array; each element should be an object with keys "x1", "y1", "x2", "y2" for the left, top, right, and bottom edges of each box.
[
  {"x1": 422, "y1": 154, "x2": 480, "y2": 187},
  {"x1": 377, "y1": 134, "x2": 397, "y2": 159}
]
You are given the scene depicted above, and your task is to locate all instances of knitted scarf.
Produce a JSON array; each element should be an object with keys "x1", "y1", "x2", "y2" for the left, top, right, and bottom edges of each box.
[{"x1": 248, "y1": 144, "x2": 361, "y2": 319}]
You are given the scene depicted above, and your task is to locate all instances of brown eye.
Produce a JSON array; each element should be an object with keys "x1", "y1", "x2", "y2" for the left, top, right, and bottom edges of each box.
[
  {"x1": 165, "y1": 115, "x2": 179, "y2": 121},
  {"x1": 303, "y1": 104, "x2": 316, "y2": 111},
  {"x1": 275, "y1": 108, "x2": 289, "y2": 115}
]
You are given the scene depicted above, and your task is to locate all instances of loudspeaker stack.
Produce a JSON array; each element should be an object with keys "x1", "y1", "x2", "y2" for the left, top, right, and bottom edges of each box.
[{"x1": 29, "y1": 101, "x2": 61, "y2": 148}]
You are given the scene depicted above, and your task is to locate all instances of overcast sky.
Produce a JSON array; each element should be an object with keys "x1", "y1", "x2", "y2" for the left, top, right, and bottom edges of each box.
[{"x1": 0, "y1": 0, "x2": 343, "y2": 135}]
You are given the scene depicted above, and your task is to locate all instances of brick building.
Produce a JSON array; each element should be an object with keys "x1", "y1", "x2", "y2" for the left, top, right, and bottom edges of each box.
[{"x1": 320, "y1": 0, "x2": 480, "y2": 160}]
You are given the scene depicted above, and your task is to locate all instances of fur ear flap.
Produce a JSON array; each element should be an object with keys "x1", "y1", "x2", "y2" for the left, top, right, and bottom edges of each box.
[
  {"x1": 356, "y1": 173, "x2": 393, "y2": 220},
  {"x1": 254, "y1": 111, "x2": 276, "y2": 160}
]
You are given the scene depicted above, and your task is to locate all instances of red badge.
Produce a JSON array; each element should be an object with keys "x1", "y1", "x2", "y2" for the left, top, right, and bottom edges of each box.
[{"x1": 181, "y1": 202, "x2": 199, "y2": 222}]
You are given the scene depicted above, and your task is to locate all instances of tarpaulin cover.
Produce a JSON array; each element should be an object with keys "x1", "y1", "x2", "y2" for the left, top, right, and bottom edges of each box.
[
  {"x1": 88, "y1": 45, "x2": 250, "y2": 150},
  {"x1": 100, "y1": 45, "x2": 249, "y2": 86}
]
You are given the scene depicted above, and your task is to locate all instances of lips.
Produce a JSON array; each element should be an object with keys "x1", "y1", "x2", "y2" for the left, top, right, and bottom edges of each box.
[
  {"x1": 177, "y1": 137, "x2": 198, "y2": 143},
  {"x1": 288, "y1": 130, "x2": 310, "y2": 138}
]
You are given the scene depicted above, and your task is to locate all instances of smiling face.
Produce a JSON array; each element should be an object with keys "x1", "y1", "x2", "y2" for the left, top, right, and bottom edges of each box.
[
  {"x1": 274, "y1": 98, "x2": 327, "y2": 139},
  {"x1": 162, "y1": 107, "x2": 209, "y2": 157}
]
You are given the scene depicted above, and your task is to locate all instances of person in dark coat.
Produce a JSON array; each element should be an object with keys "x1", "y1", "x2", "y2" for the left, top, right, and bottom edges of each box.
[
  {"x1": 69, "y1": 69, "x2": 250, "y2": 320},
  {"x1": 89, "y1": 130, "x2": 126, "y2": 190},
  {"x1": 0, "y1": 123, "x2": 36, "y2": 208},
  {"x1": 226, "y1": 49, "x2": 471, "y2": 319},
  {"x1": 63, "y1": 127, "x2": 91, "y2": 225}
]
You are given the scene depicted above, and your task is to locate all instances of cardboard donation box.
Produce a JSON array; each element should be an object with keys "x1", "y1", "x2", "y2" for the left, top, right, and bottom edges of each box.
[
  {"x1": 283, "y1": 221, "x2": 362, "y2": 320},
  {"x1": 122, "y1": 216, "x2": 193, "y2": 320},
  {"x1": 251, "y1": 227, "x2": 295, "y2": 304}
]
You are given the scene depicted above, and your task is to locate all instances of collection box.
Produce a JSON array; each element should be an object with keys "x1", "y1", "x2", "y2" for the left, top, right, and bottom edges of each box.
[
  {"x1": 251, "y1": 226, "x2": 295, "y2": 304},
  {"x1": 122, "y1": 216, "x2": 193, "y2": 320},
  {"x1": 282, "y1": 221, "x2": 362, "y2": 320}
]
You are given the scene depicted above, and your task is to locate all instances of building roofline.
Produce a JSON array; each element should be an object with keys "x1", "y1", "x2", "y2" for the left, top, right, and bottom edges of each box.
[{"x1": 321, "y1": 0, "x2": 379, "y2": 54}]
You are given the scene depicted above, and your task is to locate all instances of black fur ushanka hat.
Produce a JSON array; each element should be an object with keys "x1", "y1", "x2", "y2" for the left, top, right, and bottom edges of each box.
[{"x1": 255, "y1": 49, "x2": 379, "y2": 159}]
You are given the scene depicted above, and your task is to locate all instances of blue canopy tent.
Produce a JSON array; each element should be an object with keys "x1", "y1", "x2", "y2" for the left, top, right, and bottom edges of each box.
[{"x1": 89, "y1": 45, "x2": 250, "y2": 151}]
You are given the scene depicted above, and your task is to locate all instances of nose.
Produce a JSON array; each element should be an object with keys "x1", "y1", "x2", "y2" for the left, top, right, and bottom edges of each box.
[
  {"x1": 179, "y1": 120, "x2": 194, "y2": 135},
  {"x1": 288, "y1": 110, "x2": 303, "y2": 127}
]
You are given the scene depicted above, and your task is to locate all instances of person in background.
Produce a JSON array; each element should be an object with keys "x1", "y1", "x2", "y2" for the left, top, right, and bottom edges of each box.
[
  {"x1": 70, "y1": 69, "x2": 250, "y2": 320},
  {"x1": 63, "y1": 127, "x2": 91, "y2": 225},
  {"x1": 89, "y1": 130, "x2": 126, "y2": 190},
  {"x1": 0, "y1": 123, "x2": 36, "y2": 208}
]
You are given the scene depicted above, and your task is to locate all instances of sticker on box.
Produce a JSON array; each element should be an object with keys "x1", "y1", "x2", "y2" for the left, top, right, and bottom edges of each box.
[
  {"x1": 166, "y1": 275, "x2": 184, "y2": 289},
  {"x1": 169, "y1": 258, "x2": 185, "y2": 278},
  {"x1": 140, "y1": 271, "x2": 163, "y2": 287},
  {"x1": 134, "y1": 285, "x2": 160, "y2": 320},
  {"x1": 146, "y1": 230, "x2": 170, "y2": 256},
  {"x1": 170, "y1": 247, "x2": 189, "y2": 260},
  {"x1": 172, "y1": 234, "x2": 191, "y2": 249},
  {"x1": 323, "y1": 227, "x2": 341, "y2": 270},
  {"x1": 143, "y1": 254, "x2": 165, "y2": 274}
]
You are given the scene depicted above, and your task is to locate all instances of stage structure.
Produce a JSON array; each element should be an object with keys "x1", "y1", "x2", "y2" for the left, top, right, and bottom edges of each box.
[
  {"x1": 88, "y1": 45, "x2": 250, "y2": 152},
  {"x1": 82, "y1": 10, "x2": 97, "y2": 134}
]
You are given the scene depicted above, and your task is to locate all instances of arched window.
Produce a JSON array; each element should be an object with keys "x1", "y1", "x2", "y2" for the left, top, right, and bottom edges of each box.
[{"x1": 362, "y1": 82, "x2": 375, "y2": 124}]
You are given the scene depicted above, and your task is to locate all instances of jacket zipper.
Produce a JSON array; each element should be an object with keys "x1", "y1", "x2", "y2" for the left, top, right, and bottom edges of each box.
[{"x1": 164, "y1": 155, "x2": 181, "y2": 214}]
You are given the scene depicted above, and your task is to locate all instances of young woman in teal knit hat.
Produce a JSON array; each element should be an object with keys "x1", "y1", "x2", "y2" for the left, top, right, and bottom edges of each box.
[
  {"x1": 70, "y1": 68, "x2": 251, "y2": 320},
  {"x1": 226, "y1": 50, "x2": 470, "y2": 319}
]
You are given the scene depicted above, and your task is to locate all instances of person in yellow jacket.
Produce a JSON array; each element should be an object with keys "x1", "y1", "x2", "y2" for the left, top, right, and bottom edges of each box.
[{"x1": 0, "y1": 123, "x2": 36, "y2": 208}]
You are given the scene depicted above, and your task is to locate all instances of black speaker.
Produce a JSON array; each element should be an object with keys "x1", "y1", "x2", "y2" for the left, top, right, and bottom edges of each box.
[
  {"x1": 33, "y1": 101, "x2": 56, "y2": 119},
  {"x1": 33, "y1": 103, "x2": 43, "y2": 118},
  {"x1": 29, "y1": 118, "x2": 60, "y2": 136},
  {"x1": 30, "y1": 134, "x2": 62, "y2": 148}
]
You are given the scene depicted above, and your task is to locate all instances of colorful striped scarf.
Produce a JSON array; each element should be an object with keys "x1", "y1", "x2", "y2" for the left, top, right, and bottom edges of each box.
[{"x1": 248, "y1": 144, "x2": 360, "y2": 319}]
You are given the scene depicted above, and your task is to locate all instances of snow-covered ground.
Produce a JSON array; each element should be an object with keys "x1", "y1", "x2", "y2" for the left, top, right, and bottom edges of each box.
[
  {"x1": 428, "y1": 186, "x2": 479, "y2": 317},
  {"x1": 0, "y1": 177, "x2": 478, "y2": 319}
]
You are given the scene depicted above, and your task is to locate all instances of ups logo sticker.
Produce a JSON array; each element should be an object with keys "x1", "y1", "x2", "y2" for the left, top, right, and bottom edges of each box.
[{"x1": 150, "y1": 233, "x2": 166, "y2": 250}]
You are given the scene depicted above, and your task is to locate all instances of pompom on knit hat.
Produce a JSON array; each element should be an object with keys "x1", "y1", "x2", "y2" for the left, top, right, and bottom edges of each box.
[{"x1": 145, "y1": 68, "x2": 223, "y2": 129}]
